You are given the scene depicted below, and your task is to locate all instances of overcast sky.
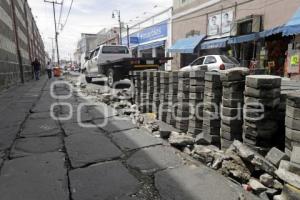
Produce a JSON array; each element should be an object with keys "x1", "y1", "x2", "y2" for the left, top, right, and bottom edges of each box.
[{"x1": 27, "y1": 0, "x2": 172, "y2": 60}]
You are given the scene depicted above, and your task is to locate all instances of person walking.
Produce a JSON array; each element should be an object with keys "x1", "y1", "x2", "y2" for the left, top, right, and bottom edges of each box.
[
  {"x1": 32, "y1": 58, "x2": 41, "y2": 80},
  {"x1": 46, "y1": 61, "x2": 52, "y2": 79}
]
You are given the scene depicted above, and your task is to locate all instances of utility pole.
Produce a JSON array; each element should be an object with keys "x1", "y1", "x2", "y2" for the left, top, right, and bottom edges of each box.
[
  {"x1": 112, "y1": 10, "x2": 122, "y2": 45},
  {"x1": 44, "y1": 0, "x2": 62, "y2": 66},
  {"x1": 48, "y1": 37, "x2": 55, "y2": 63},
  {"x1": 126, "y1": 25, "x2": 130, "y2": 48}
]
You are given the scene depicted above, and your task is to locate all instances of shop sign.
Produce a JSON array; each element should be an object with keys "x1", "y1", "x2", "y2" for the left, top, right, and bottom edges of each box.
[
  {"x1": 208, "y1": 10, "x2": 234, "y2": 36},
  {"x1": 138, "y1": 21, "x2": 168, "y2": 44},
  {"x1": 288, "y1": 52, "x2": 300, "y2": 73}
]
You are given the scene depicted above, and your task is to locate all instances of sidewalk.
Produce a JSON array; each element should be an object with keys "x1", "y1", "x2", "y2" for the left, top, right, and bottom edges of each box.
[{"x1": 0, "y1": 76, "x2": 260, "y2": 200}]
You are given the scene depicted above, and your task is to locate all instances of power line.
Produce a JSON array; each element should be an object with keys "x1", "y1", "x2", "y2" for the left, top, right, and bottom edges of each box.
[
  {"x1": 58, "y1": 0, "x2": 64, "y2": 28},
  {"x1": 60, "y1": 0, "x2": 73, "y2": 32}
]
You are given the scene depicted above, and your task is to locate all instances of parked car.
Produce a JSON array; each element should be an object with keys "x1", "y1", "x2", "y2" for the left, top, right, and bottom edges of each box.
[{"x1": 180, "y1": 55, "x2": 239, "y2": 72}]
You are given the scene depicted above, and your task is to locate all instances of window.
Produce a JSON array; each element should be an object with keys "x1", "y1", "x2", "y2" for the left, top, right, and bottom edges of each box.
[
  {"x1": 102, "y1": 46, "x2": 129, "y2": 54},
  {"x1": 190, "y1": 57, "x2": 205, "y2": 66},
  {"x1": 93, "y1": 48, "x2": 100, "y2": 58},
  {"x1": 220, "y1": 55, "x2": 239, "y2": 64},
  {"x1": 204, "y1": 56, "x2": 217, "y2": 64}
]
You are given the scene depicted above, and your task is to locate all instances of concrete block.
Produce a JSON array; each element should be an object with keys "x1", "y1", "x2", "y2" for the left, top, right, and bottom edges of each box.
[
  {"x1": 221, "y1": 130, "x2": 242, "y2": 141},
  {"x1": 244, "y1": 97, "x2": 280, "y2": 108},
  {"x1": 221, "y1": 116, "x2": 243, "y2": 127},
  {"x1": 223, "y1": 91, "x2": 244, "y2": 100},
  {"x1": 245, "y1": 87, "x2": 281, "y2": 98},
  {"x1": 222, "y1": 97, "x2": 244, "y2": 108},
  {"x1": 286, "y1": 116, "x2": 300, "y2": 131},
  {"x1": 221, "y1": 106, "x2": 242, "y2": 117},
  {"x1": 204, "y1": 81, "x2": 222, "y2": 89},
  {"x1": 202, "y1": 124, "x2": 221, "y2": 136},
  {"x1": 286, "y1": 105, "x2": 300, "y2": 120},
  {"x1": 205, "y1": 72, "x2": 221, "y2": 82},
  {"x1": 220, "y1": 67, "x2": 249, "y2": 82},
  {"x1": 287, "y1": 92, "x2": 300, "y2": 108},
  {"x1": 189, "y1": 86, "x2": 205, "y2": 93},
  {"x1": 265, "y1": 147, "x2": 290, "y2": 167},
  {"x1": 221, "y1": 123, "x2": 242, "y2": 135},
  {"x1": 189, "y1": 70, "x2": 206, "y2": 78},
  {"x1": 246, "y1": 75, "x2": 281, "y2": 89},
  {"x1": 286, "y1": 128, "x2": 300, "y2": 143},
  {"x1": 291, "y1": 146, "x2": 300, "y2": 165},
  {"x1": 243, "y1": 125, "x2": 275, "y2": 140}
]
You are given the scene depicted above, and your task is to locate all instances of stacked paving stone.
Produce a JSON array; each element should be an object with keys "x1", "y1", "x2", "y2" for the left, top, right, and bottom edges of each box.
[
  {"x1": 132, "y1": 71, "x2": 142, "y2": 106},
  {"x1": 243, "y1": 75, "x2": 282, "y2": 154},
  {"x1": 146, "y1": 71, "x2": 155, "y2": 113},
  {"x1": 152, "y1": 71, "x2": 161, "y2": 114},
  {"x1": 159, "y1": 72, "x2": 170, "y2": 122},
  {"x1": 139, "y1": 71, "x2": 148, "y2": 113},
  {"x1": 201, "y1": 72, "x2": 222, "y2": 146},
  {"x1": 285, "y1": 92, "x2": 300, "y2": 156},
  {"x1": 166, "y1": 71, "x2": 179, "y2": 126},
  {"x1": 176, "y1": 71, "x2": 190, "y2": 132},
  {"x1": 188, "y1": 69, "x2": 206, "y2": 135},
  {"x1": 220, "y1": 68, "x2": 249, "y2": 149}
]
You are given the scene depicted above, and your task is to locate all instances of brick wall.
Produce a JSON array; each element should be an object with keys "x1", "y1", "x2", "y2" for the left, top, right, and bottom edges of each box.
[{"x1": 0, "y1": 0, "x2": 45, "y2": 90}]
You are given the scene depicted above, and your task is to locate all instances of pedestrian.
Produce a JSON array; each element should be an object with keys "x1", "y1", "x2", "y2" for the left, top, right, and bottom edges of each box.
[
  {"x1": 46, "y1": 61, "x2": 52, "y2": 79},
  {"x1": 32, "y1": 58, "x2": 41, "y2": 80}
]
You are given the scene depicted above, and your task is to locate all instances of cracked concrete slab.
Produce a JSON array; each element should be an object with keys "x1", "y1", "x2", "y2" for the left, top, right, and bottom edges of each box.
[
  {"x1": 127, "y1": 146, "x2": 184, "y2": 173},
  {"x1": 20, "y1": 119, "x2": 62, "y2": 137},
  {"x1": 0, "y1": 127, "x2": 20, "y2": 151},
  {"x1": 69, "y1": 161, "x2": 140, "y2": 200},
  {"x1": 155, "y1": 165, "x2": 261, "y2": 200},
  {"x1": 61, "y1": 122, "x2": 103, "y2": 136},
  {"x1": 112, "y1": 129, "x2": 163, "y2": 151},
  {"x1": 10, "y1": 137, "x2": 63, "y2": 158},
  {"x1": 0, "y1": 152, "x2": 69, "y2": 200},
  {"x1": 65, "y1": 132, "x2": 123, "y2": 168},
  {"x1": 98, "y1": 118, "x2": 137, "y2": 133}
]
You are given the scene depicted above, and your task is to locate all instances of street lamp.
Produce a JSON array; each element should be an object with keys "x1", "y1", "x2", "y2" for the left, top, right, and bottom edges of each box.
[{"x1": 112, "y1": 10, "x2": 122, "y2": 45}]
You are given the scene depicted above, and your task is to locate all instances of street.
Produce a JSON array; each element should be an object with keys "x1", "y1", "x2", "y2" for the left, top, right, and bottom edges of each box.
[
  {"x1": 0, "y1": 74, "x2": 263, "y2": 200},
  {"x1": 2, "y1": 0, "x2": 300, "y2": 199}
]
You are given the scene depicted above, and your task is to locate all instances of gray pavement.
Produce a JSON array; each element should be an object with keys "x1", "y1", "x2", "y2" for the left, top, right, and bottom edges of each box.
[{"x1": 0, "y1": 75, "x2": 262, "y2": 200}]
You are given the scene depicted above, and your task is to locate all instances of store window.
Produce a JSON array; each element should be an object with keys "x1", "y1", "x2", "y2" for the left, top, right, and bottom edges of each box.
[{"x1": 239, "y1": 20, "x2": 252, "y2": 35}]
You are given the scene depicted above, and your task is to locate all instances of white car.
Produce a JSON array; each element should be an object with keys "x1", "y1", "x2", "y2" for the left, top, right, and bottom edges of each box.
[
  {"x1": 180, "y1": 55, "x2": 239, "y2": 72},
  {"x1": 84, "y1": 45, "x2": 132, "y2": 83}
]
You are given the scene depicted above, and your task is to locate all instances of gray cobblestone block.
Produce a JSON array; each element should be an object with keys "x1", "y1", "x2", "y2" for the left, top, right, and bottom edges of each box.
[
  {"x1": 221, "y1": 106, "x2": 242, "y2": 117},
  {"x1": 178, "y1": 71, "x2": 190, "y2": 78},
  {"x1": 245, "y1": 87, "x2": 280, "y2": 98},
  {"x1": 244, "y1": 97, "x2": 280, "y2": 108},
  {"x1": 221, "y1": 122, "x2": 242, "y2": 135},
  {"x1": 286, "y1": 105, "x2": 300, "y2": 120},
  {"x1": 203, "y1": 132, "x2": 220, "y2": 144},
  {"x1": 246, "y1": 75, "x2": 281, "y2": 89},
  {"x1": 204, "y1": 86, "x2": 222, "y2": 96},
  {"x1": 220, "y1": 67, "x2": 249, "y2": 82},
  {"x1": 188, "y1": 127, "x2": 203, "y2": 134},
  {"x1": 202, "y1": 123, "x2": 221, "y2": 135},
  {"x1": 222, "y1": 80, "x2": 245, "y2": 88},
  {"x1": 243, "y1": 125, "x2": 276, "y2": 140},
  {"x1": 221, "y1": 116, "x2": 243, "y2": 127},
  {"x1": 203, "y1": 110, "x2": 220, "y2": 119},
  {"x1": 203, "y1": 95, "x2": 222, "y2": 104},
  {"x1": 221, "y1": 130, "x2": 242, "y2": 141},
  {"x1": 285, "y1": 138, "x2": 300, "y2": 151},
  {"x1": 189, "y1": 79, "x2": 205, "y2": 86},
  {"x1": 189, "y1": 86, "x2": 205, "y2": 93},
  {"x1": 189, "y1": 93, "x2": 204, "y2": 100},
  {"x1": 221, "y1": 138, "x2": 233, "y2": 149},
  {"x1": 189, "y1": 70, "x2": 206, "y2": 78},
  {"x1": 291, "y1": 146, "x2": 300, "y2": 165},
  {"x1": 289, "y1": 162, "x2": 300, "y2": 175},
  {"x1": 205, "y1": 72, "x2": 221, "y2": 82},
  {"x1": 286, "y1": 128, "x2": 300, "y2": 143},
  {"x1": 286, "y1": 116, "x2": 300, "y2": 131},
  {"x1": 203, "y1": 118, "x2": 221, "y2": 128},
  {"x1": 205, "y1": 81, "x2": 222, "y2": 89},
  {"x1": 189, "y1": 119, "x2": 204, "y2": 128},
  {"x1": 203, "y1": 102, "x2": 220, "y2": 113},
  {"x1": 287, "y1": 92, "x2": 300, "y2": 108},
  {"x1": 265, "y1": 147, "x2": 289, "y2": 167},
  {"x1": 223, "y1": 91, "x2": 244, "y2": 100},
  {"x1": 222, "y1": 97, "x2": 244, "y2": 108}
]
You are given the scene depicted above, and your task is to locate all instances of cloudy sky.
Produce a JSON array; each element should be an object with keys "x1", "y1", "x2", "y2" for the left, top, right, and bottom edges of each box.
[{"x1": 27, "y1": 0, "x2": 172, "y2": 60}]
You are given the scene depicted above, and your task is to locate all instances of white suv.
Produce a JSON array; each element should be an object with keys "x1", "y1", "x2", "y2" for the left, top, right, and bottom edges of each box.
[{"x1": 180, "y1": 55, "x2": 239, "y2": 72}]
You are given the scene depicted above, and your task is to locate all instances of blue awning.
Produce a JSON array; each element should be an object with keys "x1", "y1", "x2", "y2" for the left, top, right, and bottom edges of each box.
[
  {"x1": 259, "y1": 26, "x2": 284, "y2": 38},
  {"x1": 138, "y1": 40, "x2": 165, "y2": 51},
  {"x1": 168, "y1": 35, "x2": 206, "y2": 53},
  {"x1": 228, "y1": 33, "x2": 259, "y2": 44},
  {"x1": 283, "y1": 7, "x2": 300, "y2": 36},
  {"x1": 201, "y1": 38, "x2": 228, "y2": 49}
]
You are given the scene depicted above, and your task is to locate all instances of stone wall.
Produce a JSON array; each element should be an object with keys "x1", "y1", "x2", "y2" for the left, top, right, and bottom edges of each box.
[{"x1": 0, "y1": 0, "x2": 45, "y2": 90}]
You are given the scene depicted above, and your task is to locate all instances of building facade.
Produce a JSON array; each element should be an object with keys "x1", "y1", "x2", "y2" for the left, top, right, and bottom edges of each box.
[
  {"x1": 0, "y1": 0, "x2": 45, "y2": 89},
  {"x1": 75, "y1": 33, "x2": 97, "y2": 67},
  {"x1": 171, "y1": 0, "x2": 300, "y2": 74},
  {"x1": 122, "y1": 7, "x2": 173, "y2": 70}
]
